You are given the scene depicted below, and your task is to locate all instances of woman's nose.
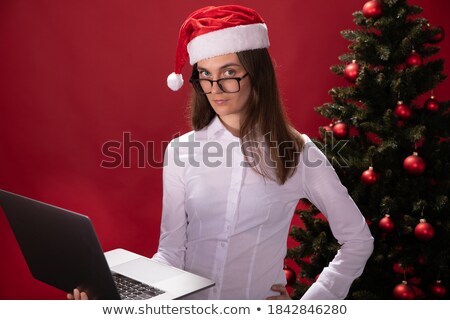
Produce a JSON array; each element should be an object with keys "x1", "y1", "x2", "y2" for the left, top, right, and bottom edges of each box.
[{"x1": 210, "y1": 80, "x2": 223, "y2": 94}]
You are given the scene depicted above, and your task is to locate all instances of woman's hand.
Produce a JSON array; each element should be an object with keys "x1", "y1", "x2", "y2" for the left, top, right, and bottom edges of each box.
[
  {"x1": 266, "y1": 284, "x2": 291, "y2": 300},
  {"x1": 67, "y1": 288, "x2": 89, "y2": 300}
]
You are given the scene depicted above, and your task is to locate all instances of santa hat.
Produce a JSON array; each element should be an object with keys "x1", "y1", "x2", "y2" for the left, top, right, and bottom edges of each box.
[{"x1": 167, "y1": 5, "x2": 270, "y2": 91}]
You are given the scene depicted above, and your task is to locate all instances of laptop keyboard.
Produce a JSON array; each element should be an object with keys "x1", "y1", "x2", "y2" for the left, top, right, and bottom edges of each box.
[{"x1": 112, "y1": 272, "x2": 166, "y2": 300}]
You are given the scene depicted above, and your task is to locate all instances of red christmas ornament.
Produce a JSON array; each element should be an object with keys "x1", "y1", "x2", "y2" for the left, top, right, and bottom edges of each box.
[
  {"x1": 366, "y1": 132, "x2": 382, "y2": 145},
  {"x1": 411, "y1": 286, "x2": 425, "y2": 299},
  {"x1": 428, "y1": 26, "x2": 445, "y2": 44},
  {"x1": 424, "y1": 96, "x2": 439, "y2": 112},
  {"x1": 406, "y1": 50, "x2": 423, "y2": 67},
  {"x1": 362, "y1": 0, "x2": 383, "y2": 18},
  {"x1": 361, "y1": 166, "x2": 378, "y2": 185},
  {"x1": 403, "y1": 152, "x2": 426, "y2": 176},
  {"x1": 409, "y1": 277, "x2": 422, "y2": 286},
  {"x1": 414, "y1": 219, "x2": 435, "y2": 241},
  {"x1": 393, "y1": 281, "x2": 415, "y2": 299},
  {"x1": 332, "y1": 122, "x2": 349, "y2": 139},
  {"x1": 283, "y1": 265, "x2": 296, "y2": 287},
  {"x1": 394, "y1": 101, "x2": 412, "y2": 120},
  {"x1": 415, "y1": 137, "x2": 425, "y2": 149},
  {"x1": 320, "y1": 124, "x2": 333, "y2": 139},
  {"x1": 417, "y1": 254, "x2": 427, "y2": 265},
  {"x1": 430, "y1": 280, "x2": 447, "y2": 298},
  {"x1": 344, "y1": 60, "x2": 360, "y2": 83},
  {"x1": 379, "y1": 214, "x2": 395, "y2": 232},
  {"x1": 393, "y1": 262, "x2": 414, "y2": 275}
]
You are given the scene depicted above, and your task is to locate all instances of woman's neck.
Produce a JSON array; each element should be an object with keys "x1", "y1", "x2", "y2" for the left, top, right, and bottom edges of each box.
[{"x1": 218, "y1": 115, "x2": 241, "y2": 137}]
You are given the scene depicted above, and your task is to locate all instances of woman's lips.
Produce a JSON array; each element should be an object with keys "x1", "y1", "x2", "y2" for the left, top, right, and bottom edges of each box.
[{"x1": 212, "y1": 99, "x2": 228, "y2": 105}]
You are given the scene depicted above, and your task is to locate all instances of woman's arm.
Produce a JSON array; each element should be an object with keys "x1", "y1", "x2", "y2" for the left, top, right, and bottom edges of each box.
[
  {"x1": 299, "y1": 140, "x2": 374, "y2": 299},
  {"x1": 151, "y1": 139, "x2": 188, "y2": 269}
]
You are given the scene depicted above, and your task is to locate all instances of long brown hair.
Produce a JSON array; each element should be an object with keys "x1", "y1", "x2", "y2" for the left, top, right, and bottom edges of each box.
[{"x1": 189, "y1": 48, "x2": 304, "y2": 184}]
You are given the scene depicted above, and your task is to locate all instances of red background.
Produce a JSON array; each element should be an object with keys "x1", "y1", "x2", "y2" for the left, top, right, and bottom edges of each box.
[{"x1": 1, "y1": 0, "x2": 449, "y2": 299}]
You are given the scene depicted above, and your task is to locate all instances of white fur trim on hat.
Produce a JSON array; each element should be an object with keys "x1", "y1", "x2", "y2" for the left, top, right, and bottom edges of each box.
[
  {"x1": 187, "y1": 23, "x2": 269, "y2": 65},
  {"x1": 167, "y1": 72, "x2": 184, "y2": 91}
]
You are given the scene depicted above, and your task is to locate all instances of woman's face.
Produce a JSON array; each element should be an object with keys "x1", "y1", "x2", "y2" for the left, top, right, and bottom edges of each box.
[{"x1": 196, "y1": 53, "x2": 251, "y2": 123}]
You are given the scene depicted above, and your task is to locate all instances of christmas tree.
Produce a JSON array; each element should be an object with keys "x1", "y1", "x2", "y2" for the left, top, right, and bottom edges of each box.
[{"x1": 287, "y1": 0, "x2": 449, "y2": 299}]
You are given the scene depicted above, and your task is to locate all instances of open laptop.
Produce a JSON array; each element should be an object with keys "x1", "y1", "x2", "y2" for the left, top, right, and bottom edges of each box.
[{"x1": 0, "y1": 189, "x2": 214, "y2": 300}]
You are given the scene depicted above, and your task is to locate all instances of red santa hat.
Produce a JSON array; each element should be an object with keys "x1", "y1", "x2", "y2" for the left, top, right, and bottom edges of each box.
[{"x1": 167, "y1": 5, "x2": 270, "y2": 91}]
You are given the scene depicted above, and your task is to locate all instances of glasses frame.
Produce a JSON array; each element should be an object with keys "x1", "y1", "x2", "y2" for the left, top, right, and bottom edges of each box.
[{"x1": 189, "y1": 73, "x2": 249, "y2": 94}]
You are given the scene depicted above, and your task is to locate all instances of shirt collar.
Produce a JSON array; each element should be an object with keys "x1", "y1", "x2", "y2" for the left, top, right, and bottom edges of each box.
[{"x1": 206, "y1": 116, "x2": 239, "y2": 141}]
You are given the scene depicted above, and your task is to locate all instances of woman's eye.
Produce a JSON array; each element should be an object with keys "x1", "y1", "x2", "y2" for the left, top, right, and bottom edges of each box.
[
  {"x1": 224, "y1": 70, "x2": 236, "y2": 77},
  {"x1": 199, "y1": 70, "x2": 210, "y2": 78}
]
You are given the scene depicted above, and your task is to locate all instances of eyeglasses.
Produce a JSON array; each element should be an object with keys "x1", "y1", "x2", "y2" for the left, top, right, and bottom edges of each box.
[{"x1": 189, "y1": 73, "x2": 249, "y2": 94}]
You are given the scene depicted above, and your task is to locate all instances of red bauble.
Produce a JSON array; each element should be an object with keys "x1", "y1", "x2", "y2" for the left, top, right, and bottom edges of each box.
[
  {"x1": 320, "y1": 124, "x2": 333, "y2": 138},
  {"x1": 409, "y1": 277, "x2": 422, "y2": 286},
  {"x1": 403, "y1": 152, "x2": 426, "y2": 176},
  {"x1": 393, "y1": 281, "x2": 415, "y2": 299},
  {"x1": 362, "y1": 0, "x2": 383, "y2": 18},
  {"x1": 414, "y1": 219, "x2": 435, "y2": 241},
  {"x1": 424, "y1": 96, "x2": 439, "y2": 113},
  {"x1": 430, "y1": 280, "x2": 447, "y2": 298},
  {"x1": 406, "y1": 50, "x2": 423, "y2": 67},
  {"x1": 411, "y1": 286, "x2": 425, "y2": 299},
  {"x1": 394, "y1": 101, "x2": 412, "y2": 120},
  {"x1": 332, "y1": 122, "x2": 349, "y2": 139},
  {"x1": 417, "y1": 254, "x2": 427, "y2": 265},
  {"x1": 428, "y1": 26, "x2": 445, "y2": 44},
  {"x1": 344, "y1": 60, "x2": 360, "y2": 83},
  {"x1": 379, "y1": 214, "x2": 394, "y2": 232},
  {"x1": 284, "y1": 265, "x2": 296, "y2": 287},
  {"x1": 415, "y1": 137, "x2": 425, "y2": 149},
  {"x1": 393, "y1": 262, "x2": 414, "y2": 275},
  {"x1": 361, "y1": 166, "x2": 378, "y2": 185},
  {"x1": 366, "y1": 132, "x2": 382, "y2": 145}
]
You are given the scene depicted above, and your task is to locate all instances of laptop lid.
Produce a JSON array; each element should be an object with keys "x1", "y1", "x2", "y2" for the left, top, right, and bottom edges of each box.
[{"x1": 0, "y1": 189, "x2": 121, "y2": 299}]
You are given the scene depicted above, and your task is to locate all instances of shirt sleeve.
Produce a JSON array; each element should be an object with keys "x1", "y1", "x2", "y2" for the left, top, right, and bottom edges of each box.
[
  {"x1": 151, "y1": 139, "x2": 187, "y2": 269},
  {"x1": 299, "y1": 140, "x2": 374, "y2": 300}
]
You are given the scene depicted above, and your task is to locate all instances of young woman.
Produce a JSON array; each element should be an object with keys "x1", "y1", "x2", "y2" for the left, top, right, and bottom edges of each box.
[
  {"x1": 153, "y1": 5, "x2": 373, "y2": 300},
  {"x1": 69, "y1": 4, "x2": 373, "y2": 300}
]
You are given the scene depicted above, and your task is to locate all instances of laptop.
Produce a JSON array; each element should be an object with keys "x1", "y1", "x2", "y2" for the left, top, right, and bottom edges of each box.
[{"x1": 0, "y1": 189, "x2": 214, "y2": 300}]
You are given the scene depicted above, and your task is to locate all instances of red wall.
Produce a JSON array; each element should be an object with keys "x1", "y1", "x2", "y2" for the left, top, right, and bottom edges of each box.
[{"x1": 1, "y1": 0, "x2": 449, "y2": 299}]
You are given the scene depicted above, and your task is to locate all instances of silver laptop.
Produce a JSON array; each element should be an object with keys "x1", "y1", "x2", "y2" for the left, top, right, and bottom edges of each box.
[{"x1": 0, "y1": 189, "x2": 214, "y2": 300}]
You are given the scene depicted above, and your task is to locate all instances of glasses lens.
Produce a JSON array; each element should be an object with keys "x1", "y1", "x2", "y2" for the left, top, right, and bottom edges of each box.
[
  {"x1": 197, "y1": 79, "x2": 211, "y2": 94},
  {"x1": 218, "y1": 79, "x2": 240, "y2": 93}
]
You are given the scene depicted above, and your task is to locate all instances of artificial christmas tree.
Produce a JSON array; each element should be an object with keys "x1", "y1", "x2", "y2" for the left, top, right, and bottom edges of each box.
[{"x1": 287, "y1": 0, "x2": 449, "y2": 299}]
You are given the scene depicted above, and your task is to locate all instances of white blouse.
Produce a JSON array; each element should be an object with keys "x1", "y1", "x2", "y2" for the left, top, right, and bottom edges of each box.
[{"x1": 152, "y1": 116, "x2": 373, "y2": 299}]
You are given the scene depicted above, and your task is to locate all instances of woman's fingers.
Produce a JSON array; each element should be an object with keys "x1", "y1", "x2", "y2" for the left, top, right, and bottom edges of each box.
[
  {"x1": 80, "y1": 291, "x2": 89, "y2": 300},
  {"x1": 68, "y1": 288, "x2": 89, "y2": 300},
  {"x1": 266, "y1": 284, "x2": 291, "y2": 300}
]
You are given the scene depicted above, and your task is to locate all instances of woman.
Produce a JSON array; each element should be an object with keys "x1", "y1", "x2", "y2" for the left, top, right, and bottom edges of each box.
[
  {"x1": 154, "y1": 4, "x2": 373, "y2": 300},
  {"x1": 69, "y1": 4, "x2": 373, "y2": 300}
]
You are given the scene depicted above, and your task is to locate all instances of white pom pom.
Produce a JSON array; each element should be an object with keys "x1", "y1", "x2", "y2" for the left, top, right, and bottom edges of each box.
[{"x1": 167, "y1": 72, "x2": 184, "y2": 91}]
